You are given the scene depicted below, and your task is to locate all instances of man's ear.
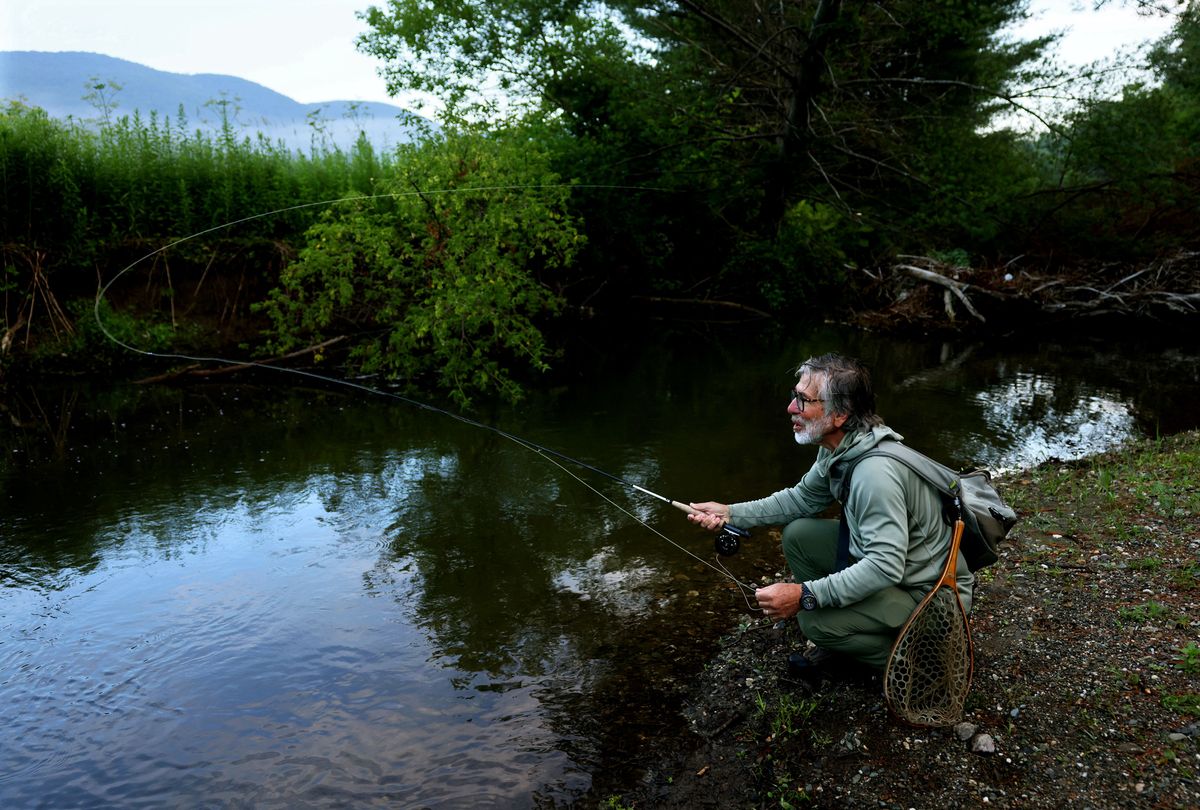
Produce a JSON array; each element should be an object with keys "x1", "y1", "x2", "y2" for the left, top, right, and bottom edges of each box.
[{"x1": 830, "y1": 411, "x2": 849, "y2": 430}]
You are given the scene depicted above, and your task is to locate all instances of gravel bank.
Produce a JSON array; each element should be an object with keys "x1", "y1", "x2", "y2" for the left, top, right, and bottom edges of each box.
[{"x1": 613, "y1": 431, "x2": 1200, "y2": 809}]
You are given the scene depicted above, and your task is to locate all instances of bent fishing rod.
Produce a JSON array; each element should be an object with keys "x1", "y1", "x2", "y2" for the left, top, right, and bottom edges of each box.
[
  {"x1": 133, "y1": 345, "x2": 753, "y2": 558},
  {"x1": 493, "y1": 428, "x2": 752, "y2": 557},
  {"x1": 93, "y1": 186, "x2": 754, "y2": 562},
  {"x1": 132, "y1": 348, "x2": 753, "y2": 558}
]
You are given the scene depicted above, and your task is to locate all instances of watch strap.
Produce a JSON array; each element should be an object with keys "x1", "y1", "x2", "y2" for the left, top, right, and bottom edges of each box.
[{"x1": 800, "y1": 581, "x2": 818, "y2": 610}]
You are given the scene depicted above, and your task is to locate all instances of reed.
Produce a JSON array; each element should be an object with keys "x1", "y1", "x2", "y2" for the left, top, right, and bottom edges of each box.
[{"x1": 0, "y1": 100, "x2": 391, "y2": 357}]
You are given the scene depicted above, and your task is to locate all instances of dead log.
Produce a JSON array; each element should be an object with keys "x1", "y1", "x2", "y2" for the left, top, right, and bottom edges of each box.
[{"x1": 894, "y1": 263, "x2": 987, "y2": 323}]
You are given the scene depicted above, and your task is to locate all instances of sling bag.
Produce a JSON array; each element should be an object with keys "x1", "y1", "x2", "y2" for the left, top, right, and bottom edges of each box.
[{"x1": 836, "y1": 439, "x2": 1017, "y2": 572}]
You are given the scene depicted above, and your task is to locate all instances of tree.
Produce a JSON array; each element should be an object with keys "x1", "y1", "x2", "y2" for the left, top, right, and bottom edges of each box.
[
  {"x1": 1034, "y1": 3, "x2": 1199, "y2": 257},
  {"x1": 357, "y1": 1, "x2": 1049, "y2": 309},
  {"x1": 257, "y1": 131, "x2": 582, "y2": 406}
]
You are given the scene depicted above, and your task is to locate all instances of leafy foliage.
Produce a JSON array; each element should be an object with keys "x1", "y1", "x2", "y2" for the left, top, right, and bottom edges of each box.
[
  {"x1": 256, "y1": 131, "x2": 582, "y2": 406},
  {"x1": 4, "y1": 4, "x2": 1198, "y2": 385},
  {"x1": 1024, "y1": 6, "x2": 1200, "y2": 259},
  {"x1": 358, "y1": 0, "x2": 1050, "y2": 310}
]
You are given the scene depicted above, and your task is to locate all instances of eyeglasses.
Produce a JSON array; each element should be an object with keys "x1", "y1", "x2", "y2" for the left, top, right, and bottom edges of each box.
[{"x1": 788, "y1": 389, "x2": 826, "y2": 411}]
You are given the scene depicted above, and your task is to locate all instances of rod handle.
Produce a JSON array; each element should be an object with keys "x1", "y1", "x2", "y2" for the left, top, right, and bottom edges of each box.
[{"x1": 669, "y1": 500, "x2": 751, "y2": 538}]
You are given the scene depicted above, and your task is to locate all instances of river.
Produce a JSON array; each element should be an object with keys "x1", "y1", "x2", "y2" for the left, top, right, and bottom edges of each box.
[{"x1": 2, "y1": 322, "x2": 1197, "y2": 807}]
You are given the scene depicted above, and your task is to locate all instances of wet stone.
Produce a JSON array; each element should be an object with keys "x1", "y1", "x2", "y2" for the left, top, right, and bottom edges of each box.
[{"x1": 971, "y1": 733, "x2": 997, "y2": 755}]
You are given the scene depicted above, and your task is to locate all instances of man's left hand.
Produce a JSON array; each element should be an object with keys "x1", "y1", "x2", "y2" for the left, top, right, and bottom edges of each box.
[{"x1": 755, "y1": 582, "x2": 802, "y2": 620}]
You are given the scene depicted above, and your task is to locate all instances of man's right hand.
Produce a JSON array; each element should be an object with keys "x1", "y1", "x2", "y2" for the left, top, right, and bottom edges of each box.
[{"x1": 687, "y1": 501, "x2": 731, "y2": 532}]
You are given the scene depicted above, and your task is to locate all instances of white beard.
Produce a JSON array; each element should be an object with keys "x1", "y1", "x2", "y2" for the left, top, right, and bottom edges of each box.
[
  {"x1": 793, "y1": 413, "x2": 834, "y2": 445},
  {"x1": 793, "y1": 428, "x2": 819, "y2": 445}
]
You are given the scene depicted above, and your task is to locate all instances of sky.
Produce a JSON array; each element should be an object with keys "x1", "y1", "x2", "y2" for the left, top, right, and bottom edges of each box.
[{"x1": 0, "y1": 1, "x2": 1182, "y2": 108}]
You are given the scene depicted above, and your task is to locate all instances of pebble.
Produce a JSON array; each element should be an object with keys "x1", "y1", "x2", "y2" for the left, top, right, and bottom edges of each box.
[
  {"x1": 971, "y1": 733, "x2": 997, "y2": 755},
  {"x1": 954, "y1": 722, "x2": 978, "y2": 741}
]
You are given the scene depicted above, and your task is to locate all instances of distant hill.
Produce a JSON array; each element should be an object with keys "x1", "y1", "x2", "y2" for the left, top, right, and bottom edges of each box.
[{"x1": 0, "y1": 50, "x2": 428, "y2": 151}]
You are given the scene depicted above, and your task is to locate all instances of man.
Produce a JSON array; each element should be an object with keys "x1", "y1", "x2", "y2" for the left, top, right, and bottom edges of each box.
[{"x1": 688, "y1": 353, "x2": 973, "y2": 677}]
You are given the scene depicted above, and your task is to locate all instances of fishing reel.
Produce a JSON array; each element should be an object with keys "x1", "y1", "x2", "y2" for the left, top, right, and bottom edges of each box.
[{"x1": 714, "y1": 523, "x2": 751, "y2": 557}]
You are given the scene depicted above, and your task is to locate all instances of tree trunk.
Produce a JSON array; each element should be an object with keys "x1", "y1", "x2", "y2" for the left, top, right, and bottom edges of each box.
[{"x1": 763, "y1": 0, "x2": 843, "y2": 229}]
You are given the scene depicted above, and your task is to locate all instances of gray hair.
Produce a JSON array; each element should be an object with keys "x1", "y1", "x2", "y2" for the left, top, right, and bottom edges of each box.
[{"x1": 797, "y1": 353, "x2": 884, "y2": 433}]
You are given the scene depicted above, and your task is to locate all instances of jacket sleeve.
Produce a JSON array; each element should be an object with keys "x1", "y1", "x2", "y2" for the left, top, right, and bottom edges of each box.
[
  {"x1": 808, "y1": 457, "x2": 910, "y2": 608},
  {"x1": 727, "y1": 461, "x2": 834, "y2": 528}
]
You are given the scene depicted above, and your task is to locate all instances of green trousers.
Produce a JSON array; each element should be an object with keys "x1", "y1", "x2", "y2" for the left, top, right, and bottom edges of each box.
[{"x1": 783, "y1": 518, "x2": 922, "y2": 670}]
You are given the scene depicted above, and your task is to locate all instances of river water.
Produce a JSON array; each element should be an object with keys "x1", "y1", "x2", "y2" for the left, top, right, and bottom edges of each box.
[{"x1": 2, "y1": 322, "x2": 1197, "y2": 807}]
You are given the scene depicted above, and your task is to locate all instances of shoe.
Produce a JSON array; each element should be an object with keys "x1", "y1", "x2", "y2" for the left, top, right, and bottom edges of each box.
[{"x1": 786, "y1": 644, "x2": 836, "y2": 681}]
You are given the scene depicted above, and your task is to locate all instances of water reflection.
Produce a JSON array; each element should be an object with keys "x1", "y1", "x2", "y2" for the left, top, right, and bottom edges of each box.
[
  {"x1": 2, "y1": 325, "x2": 1199, "y2": 807},
  {"x1": 970, "y1": 372, "x2": 1139, "y2": 471}
]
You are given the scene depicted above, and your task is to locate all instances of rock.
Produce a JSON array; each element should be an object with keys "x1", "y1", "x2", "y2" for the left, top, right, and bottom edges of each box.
[
  {"x1": 837, "y1": 729, "x2": 863, "y2": 754},
  {"x1": 954, "y1": 722, "x2": 978, "y2": 741},
  {"x1": 971, "y1": 733, "x2": 997, "y2": 755}
]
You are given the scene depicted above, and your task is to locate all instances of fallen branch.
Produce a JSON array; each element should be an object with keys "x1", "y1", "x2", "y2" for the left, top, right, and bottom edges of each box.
[{"x1": 894, "y1": 263, "x2": 986, "y2": 323}]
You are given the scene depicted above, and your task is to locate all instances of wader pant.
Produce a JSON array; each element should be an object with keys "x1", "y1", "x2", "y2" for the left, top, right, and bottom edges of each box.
[{"x1": 783, "y1": 517, "x2": 922, "y2": 670}]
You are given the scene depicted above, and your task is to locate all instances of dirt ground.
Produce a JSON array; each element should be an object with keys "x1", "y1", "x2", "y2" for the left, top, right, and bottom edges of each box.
[{"x1": 610, "y1": 431, "x2": 1200, "y2": 809}]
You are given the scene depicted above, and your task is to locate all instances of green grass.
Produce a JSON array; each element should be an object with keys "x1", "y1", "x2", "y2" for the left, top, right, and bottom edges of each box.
[
  {"x1": 1117, "y1": 601, "x2": 1171, "y2": 624},
  {"x1": 1175, "y1": 642, "x2": 1200, "y2": 674},
  {"x1": 753, "y1": 691, "x2": 821, "y2": 738},
  {"x1": 1127, "y1": 556, "x2": 1163, "y2": 571},
  {"x1": 1162, "y1": 693, "x2": 1200, "y2": 716},
  {"x1": 1171, "y1": 563, "x2": 1200, "y2": 591},
  {"x1": 1, "y1": 100, "x2": 386, "y2": 350}
]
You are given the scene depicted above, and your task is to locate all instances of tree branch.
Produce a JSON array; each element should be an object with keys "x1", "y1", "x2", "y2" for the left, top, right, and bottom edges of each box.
[{"x1": 894, "y1": 263, "x2": 986, "y2": 322}]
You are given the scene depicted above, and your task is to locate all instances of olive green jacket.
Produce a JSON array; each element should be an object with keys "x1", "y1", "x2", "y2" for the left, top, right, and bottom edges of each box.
[{"x1": 728, "y1": 426, "x2": 973, "y2": 611}]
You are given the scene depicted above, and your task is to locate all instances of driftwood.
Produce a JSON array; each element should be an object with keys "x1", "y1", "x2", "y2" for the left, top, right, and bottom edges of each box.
[
  {"x1": 866, "y1": 250, "x2": 1200, "y2": 330},
  {"x1": 134, "y1": 335, "x2": 347, "y2": 384},
  {"x1": 894, "y1": 262, "x2": 988, "y2": 323},
  {"x1": 1031, "y1": 251, "x2": 1200, "y2": 317}
]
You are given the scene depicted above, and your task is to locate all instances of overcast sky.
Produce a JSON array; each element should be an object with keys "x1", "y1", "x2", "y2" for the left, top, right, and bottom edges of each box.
[{"x1": 1, "y1": 1, "x2": 1180, "y2": 107}]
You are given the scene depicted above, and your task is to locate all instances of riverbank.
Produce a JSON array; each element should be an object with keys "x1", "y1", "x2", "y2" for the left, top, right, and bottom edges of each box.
[{"x1": 610, "y1": 430, "x2": 1200, "y2": 809}]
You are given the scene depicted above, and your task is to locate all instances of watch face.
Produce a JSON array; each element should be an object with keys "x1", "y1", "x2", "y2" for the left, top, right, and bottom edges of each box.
[{"x1": 801, "y1": 593, "x2": 817, "y2": 610}]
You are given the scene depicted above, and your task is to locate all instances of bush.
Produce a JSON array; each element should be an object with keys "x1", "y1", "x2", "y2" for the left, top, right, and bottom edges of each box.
[{"x1": 256, "y1": 130, "x2": 583, "y2": 407}]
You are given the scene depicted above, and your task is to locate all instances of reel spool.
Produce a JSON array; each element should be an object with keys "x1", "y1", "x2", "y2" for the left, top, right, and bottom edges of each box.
[{"x1": 714, "y1": 525, "x2": 744, "y2": 556}]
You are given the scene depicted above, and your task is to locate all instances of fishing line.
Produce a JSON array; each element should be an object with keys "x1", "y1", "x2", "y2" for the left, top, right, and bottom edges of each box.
[
  {"x1": 521, "y1": 445, "x2": 758, "y2": 597},
  {"x1": 93, "y1": 184, "x2": 759, "y2": 597}
]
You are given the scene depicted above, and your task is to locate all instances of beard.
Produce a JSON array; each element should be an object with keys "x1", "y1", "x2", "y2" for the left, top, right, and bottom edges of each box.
[{"x1": 793, "y1": 413, "x2": 835, "y2": 445}]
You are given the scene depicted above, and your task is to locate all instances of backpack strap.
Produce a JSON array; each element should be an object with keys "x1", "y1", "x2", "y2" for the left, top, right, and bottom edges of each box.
[{"x1": 837, "y1": 439, "x2": 963, "y2": 524}]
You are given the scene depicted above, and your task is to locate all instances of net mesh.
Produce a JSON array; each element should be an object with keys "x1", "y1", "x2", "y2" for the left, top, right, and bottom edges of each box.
[{"x1": 884, "y1": 585, "x2": 973, "y2": 726}]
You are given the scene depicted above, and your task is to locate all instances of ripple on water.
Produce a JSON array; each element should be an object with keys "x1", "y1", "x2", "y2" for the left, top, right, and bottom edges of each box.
[{"x1": 0, "y1": 535, "x2": 590, "y2": 808}]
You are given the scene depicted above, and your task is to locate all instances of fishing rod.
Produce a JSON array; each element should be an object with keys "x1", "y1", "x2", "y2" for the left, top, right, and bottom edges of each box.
[
  {"x1": 92, "y1": 186, "x2": 754, "y2": 569},
  {"x1": 482, "y1": 426, "x2": 752, "y2": 557},
  {"x1": 141, "y1": 350, "x2": 754, "y2": 559}
]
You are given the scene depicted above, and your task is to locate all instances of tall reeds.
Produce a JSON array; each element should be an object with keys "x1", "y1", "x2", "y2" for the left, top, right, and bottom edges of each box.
[{"x1": 0, "y1": 100, "x2": 391, "y2": 361}]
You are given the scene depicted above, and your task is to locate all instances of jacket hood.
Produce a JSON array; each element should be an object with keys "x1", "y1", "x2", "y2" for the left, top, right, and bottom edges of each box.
[{"x1": 822, "y1": 425, "x2": 903, "y2": 498}]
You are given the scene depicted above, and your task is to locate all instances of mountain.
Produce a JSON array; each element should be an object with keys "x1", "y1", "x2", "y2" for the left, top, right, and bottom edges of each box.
[{"x1": 0, "y1": 50, "x2": 427, "y2": 151}]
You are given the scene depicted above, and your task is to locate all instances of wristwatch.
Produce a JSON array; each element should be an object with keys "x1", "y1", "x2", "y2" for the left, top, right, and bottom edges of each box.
[{"x1": 800, "y1": 582, "x2": 818, "y2": 611}]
